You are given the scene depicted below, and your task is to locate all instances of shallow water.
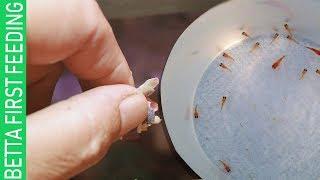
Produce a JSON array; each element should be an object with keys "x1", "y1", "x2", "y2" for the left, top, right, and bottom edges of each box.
[{"x1": 194, "y1": 34, "x2": 320, "y2": 179}]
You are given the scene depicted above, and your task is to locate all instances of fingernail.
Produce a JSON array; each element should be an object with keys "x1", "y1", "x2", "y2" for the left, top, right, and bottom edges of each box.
[
  {"x1": 119, "y1": 94, "x2": 147, "y2": 136},
  {"x1": 138, "y1": 77, "x2": 159, "y2": 97}
]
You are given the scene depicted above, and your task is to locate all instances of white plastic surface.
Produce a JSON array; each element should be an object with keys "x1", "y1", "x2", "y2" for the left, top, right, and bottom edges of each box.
[{"x1": 161, "y1": 0, "x2": 320, "y2": 179}]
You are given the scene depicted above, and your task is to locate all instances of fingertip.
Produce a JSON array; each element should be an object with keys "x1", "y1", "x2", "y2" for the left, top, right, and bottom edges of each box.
[{"x1": 27, "y1": 84, "x2": 147, "y2": 179}]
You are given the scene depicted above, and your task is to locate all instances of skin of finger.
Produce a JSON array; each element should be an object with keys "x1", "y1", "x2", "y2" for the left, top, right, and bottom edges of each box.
[
  {"x1": 27, "y1": 85, "x2": 147, "y2": 179},
  {"x1": 27, "y1": 0, "x2": 98, "y2": 64},
  {"x1": 28, "y1": 0, "x2": 133, "y2": 93},
  {"x1": 63, "y1": 4, "x2": 134, "y2": 87}
]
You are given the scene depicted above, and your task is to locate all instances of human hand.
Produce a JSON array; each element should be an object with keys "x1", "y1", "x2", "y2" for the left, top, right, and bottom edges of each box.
[{"x1": 27, "y1": 0, "x2": 148, "y2": 179}]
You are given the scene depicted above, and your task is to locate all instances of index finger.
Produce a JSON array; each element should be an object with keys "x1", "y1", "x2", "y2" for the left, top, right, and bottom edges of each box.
[{"x1": 28, "y1": 0, "x2": 134, "y2": 88}]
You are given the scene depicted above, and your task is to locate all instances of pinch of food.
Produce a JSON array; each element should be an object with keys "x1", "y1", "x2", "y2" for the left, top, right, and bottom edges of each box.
[
  {"x1": 136, "y1": 78, "x2": 162, "y2": 134},
  {"x1": 147, "y1": 105, "x2": 156, "y2": 123},
  {"x1": 147, "y1": 100, "x2": 162, "y2": 125},
  {"x1": 137, "y1": 123, "x2": 150, "y2": 134},
  {"x1": 148, "y1": 99, "x2": 159, "y2": 111},
  {"x1": 152, "y1": 116, "x2": 162, "y2": 124},
  {"x1": 145, "y1": 105, "x2": 161, "y2": 125},
  {"x1": 138, "y1": 78, "x2": 160, "y2": 97},
  {"x1": 137, "y1": 116, "x2": 162, "y2": 134}
]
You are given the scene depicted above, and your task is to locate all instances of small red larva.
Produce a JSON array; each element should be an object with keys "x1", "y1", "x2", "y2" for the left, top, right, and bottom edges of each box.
[
  {"x1": 300, "y1": 68, "x2": 308, "y2": 80},
  {"x1": 219, "y1": 63, "x2": 232, "y2": 72},
  {"x1": 194, "y1": 105, "x2": 199, "y2": 119},
  {"x1": 272, "y1": 55, "x2": 286, "y2": 70},
  {"x1": 286, "y1": 35, "x2": 299, "y2": 44},
  {"x1": 242, "y1": 31, "x2": 251, "y2": 38},
  {"x1": 306, "y1": 46, "x2": 320, "y2": 56},
  {"x1": 270, "y1": 33, "x2": 279, "y2": 44},
  {"x1": 223, "y1": 52, "x2": 235, "y2": 61},
  {"x1": 221, "y1": 96, "x2": 227, "y2": 111},
  {"x1": 219, "y1": 160, "x2": 231, "y2": 173},
  {"x1": 284, "y1": 23, "x2": 293, "y2": 37},
  {"x1": 250, "y1": 42, "x2": 261, "y2": 53}
]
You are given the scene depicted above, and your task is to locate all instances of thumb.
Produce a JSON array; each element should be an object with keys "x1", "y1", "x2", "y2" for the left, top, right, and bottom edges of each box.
[{"x1": 27, "y1": 85, "x2": 147, "y2": 179}]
